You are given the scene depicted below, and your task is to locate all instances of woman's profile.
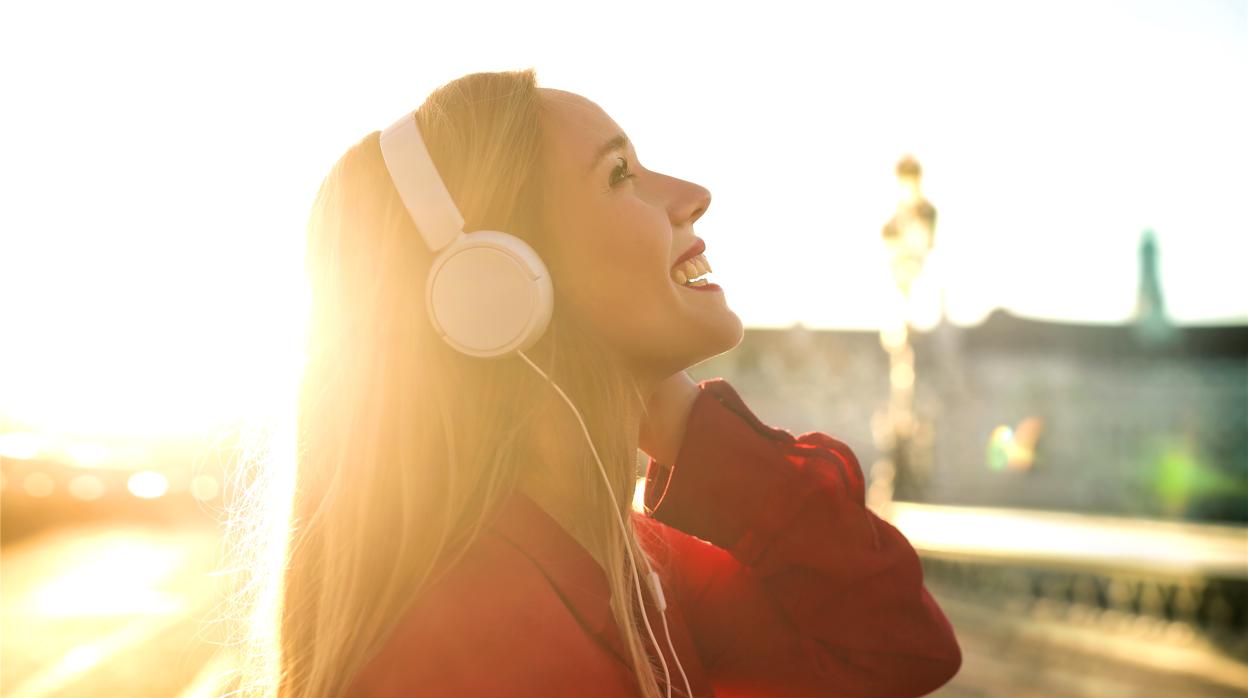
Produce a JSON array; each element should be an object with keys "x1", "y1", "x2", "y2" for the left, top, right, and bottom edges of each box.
[{"x1": 238, "y1": 69, "x2": 961, "y2": 697}]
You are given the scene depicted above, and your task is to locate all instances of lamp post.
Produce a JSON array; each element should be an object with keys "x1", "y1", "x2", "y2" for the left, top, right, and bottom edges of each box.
[{"x1": 869, "y1": 155, "x2": 936, "y2": 512}]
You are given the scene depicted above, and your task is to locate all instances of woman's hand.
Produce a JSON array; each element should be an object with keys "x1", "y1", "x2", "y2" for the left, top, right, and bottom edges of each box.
[{"x1": 637, "y1": 371, "x2": 701, "y2": 466}]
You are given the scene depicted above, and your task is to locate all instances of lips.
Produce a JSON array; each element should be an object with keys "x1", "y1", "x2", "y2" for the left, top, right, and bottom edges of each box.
[{"x1": 672, "y1": 238, "x2": 706, "y2": 270}]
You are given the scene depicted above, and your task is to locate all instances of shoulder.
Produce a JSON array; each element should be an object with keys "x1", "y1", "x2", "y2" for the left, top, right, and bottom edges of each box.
[
  {"x1": 341, "y1": 534, "x2": 541, "y2": 694},
  {"x1": 345, "y1": 532, "x2": 567, "y2": 696},
  {"x1": 405, "y1": 531, "x2": 554, "y2": 635}
]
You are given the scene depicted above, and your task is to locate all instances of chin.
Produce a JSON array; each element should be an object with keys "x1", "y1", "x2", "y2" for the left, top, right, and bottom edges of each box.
[
  {"x1": 684, "y1": 308, "x2": 745, "y2": 368},
  {"x1": 711, "y1": 310, "x2": 746, "y2": 355}
]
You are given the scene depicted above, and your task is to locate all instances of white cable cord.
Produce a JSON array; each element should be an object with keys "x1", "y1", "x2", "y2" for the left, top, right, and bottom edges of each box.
[
  {"x1": 656, "y1": 594, "x2": 692, "y2": 698},
  {"x1": 518, "y1": 350, "x2": 691, "y2": 698}
]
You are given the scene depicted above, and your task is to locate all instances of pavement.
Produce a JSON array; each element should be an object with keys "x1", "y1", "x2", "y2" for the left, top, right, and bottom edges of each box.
[{"x1": 3, "y1": 519, "x2": 1246, "y2": 697}]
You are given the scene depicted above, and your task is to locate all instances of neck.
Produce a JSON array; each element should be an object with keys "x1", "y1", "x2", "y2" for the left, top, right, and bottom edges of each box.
[{"x1": 516, "y1": 378, "x2": 648, "y2": 566}]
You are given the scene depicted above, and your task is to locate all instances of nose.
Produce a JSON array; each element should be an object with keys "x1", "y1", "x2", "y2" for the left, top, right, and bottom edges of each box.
[{"x1": 666, "y1": 176, "x2": 711, "y2": 228}]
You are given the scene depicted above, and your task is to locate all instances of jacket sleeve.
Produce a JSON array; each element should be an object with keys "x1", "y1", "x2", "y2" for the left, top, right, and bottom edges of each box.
[{"x1": 640, "y1": 378, "x2": 961, "y2": 698}]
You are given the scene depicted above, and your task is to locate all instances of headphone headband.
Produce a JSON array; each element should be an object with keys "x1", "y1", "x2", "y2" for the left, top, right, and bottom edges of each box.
[
  {"x1": 378, "y1": 108, "x2": 554, "y2": 358},
  {"x1": 380, "y1": 113, "x2": 464, "y2": 253}
]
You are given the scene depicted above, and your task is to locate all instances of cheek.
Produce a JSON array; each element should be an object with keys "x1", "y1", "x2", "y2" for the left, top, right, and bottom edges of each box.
[
  {"x1": 600, "y1": 209, "x2": 672, "y2": 301},
  {"x1": 559, "y1": 206, "x2": 673, "y2": 325}
]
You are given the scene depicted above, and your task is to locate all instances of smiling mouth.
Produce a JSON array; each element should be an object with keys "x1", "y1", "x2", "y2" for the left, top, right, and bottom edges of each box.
[{"x1": 671, "y1": 253, "x2": 712, "y2": 287}]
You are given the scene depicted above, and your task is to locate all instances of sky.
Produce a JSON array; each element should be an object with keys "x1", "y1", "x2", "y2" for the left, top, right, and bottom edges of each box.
[{"x1": 1, "y1": 0, "x2": 1245, "y2": 434}]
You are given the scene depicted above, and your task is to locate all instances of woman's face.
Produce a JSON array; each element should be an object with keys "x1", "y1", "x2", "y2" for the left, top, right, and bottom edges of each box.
[{"x1": 537, "y1": 89, "x2": 743, "y2": 386}]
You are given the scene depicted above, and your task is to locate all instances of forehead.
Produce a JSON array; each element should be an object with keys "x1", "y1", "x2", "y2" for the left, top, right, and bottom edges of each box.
[{"x1": 539, "y1": 88, "x2": 625, "y2": 169}]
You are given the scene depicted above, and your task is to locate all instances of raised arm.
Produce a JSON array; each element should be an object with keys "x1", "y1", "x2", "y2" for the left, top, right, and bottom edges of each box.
[{"x1": 638, "y1": 378, "x2": 961, "y2": 697}]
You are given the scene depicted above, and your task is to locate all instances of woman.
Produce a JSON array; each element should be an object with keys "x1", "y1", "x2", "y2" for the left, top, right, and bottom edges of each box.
[{"x1": 276, "y1": 69, "x2": 961, "y2": 697}]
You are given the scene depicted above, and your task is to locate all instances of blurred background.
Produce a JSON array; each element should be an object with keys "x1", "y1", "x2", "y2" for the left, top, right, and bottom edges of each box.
[{"x1": 1, "y1": 1, "x2": 1245, "y2": 696}]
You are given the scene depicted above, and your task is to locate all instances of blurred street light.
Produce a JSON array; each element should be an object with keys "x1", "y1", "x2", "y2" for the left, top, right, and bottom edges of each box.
[
  {"x1": 881, "y1": 155, "x2": 937, "y2": 297},
  {"x1": 870, "y1": 155, "x2": 937, "y2": 511}
]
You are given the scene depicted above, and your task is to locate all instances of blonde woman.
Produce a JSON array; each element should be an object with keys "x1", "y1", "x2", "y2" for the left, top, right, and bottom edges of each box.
[{"x1": 274, "y1": 69, "x2": 961, "y2": 697}]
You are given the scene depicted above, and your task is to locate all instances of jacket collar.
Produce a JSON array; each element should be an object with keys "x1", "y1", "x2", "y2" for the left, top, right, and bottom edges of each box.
[{"x1": 488, "y1": 490, "x2": 629, "y2": 660}]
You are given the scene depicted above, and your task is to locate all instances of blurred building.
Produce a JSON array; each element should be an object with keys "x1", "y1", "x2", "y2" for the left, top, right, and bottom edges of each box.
[{"x1": 690, "y1": 311, "x2": 1248, "y2": 524}]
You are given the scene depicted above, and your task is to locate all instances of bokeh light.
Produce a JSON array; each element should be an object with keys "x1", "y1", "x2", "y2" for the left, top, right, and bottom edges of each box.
[
  {"x1": 23, "y1": 472, "x2": 55, "y2": 498},
  {"x1": 67, "y1": 475, "x2": 106, "y2": 502},
  {"x1": 126, "y1": 471, "x2": 170, "y2": 499}
]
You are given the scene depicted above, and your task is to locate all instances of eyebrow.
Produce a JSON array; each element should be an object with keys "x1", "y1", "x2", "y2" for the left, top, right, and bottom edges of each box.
[{"x1": 586, "y1": 134, "x2": 630, "y2": 176}]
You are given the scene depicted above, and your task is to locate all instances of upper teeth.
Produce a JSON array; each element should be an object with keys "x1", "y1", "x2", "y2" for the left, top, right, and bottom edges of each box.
[{"x1": 672, "y1": 254, "x2": 712, "y2": 285}]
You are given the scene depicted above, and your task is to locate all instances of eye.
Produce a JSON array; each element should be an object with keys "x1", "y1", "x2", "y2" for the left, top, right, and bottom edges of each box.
[{"x1": 608, "y1": 156, "x2": 637, "y2": 188}]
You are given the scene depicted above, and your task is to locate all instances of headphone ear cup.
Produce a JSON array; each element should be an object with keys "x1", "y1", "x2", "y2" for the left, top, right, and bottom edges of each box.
[{"x1": 425, "y1": 230, "x2": 553, "y2": 358}]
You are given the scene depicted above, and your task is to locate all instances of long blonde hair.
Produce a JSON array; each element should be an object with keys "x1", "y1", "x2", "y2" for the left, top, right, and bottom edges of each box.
[{"x1": 219, "y1": 69, "x2": 673, "y2": 698}]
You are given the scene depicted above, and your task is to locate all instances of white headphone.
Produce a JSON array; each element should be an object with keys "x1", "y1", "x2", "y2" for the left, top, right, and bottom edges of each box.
[
  {"x1": 380, "y1": 112, "x2": 692, "y2": 698},
  {"x1": 379, "y1": 112, "x2": 552, "y2": 358}
]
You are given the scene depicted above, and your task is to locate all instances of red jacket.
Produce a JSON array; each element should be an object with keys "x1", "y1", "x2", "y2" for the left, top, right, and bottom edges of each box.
[{"x1": 346, "y1": 379, "x2": 962, "y2": 697}]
